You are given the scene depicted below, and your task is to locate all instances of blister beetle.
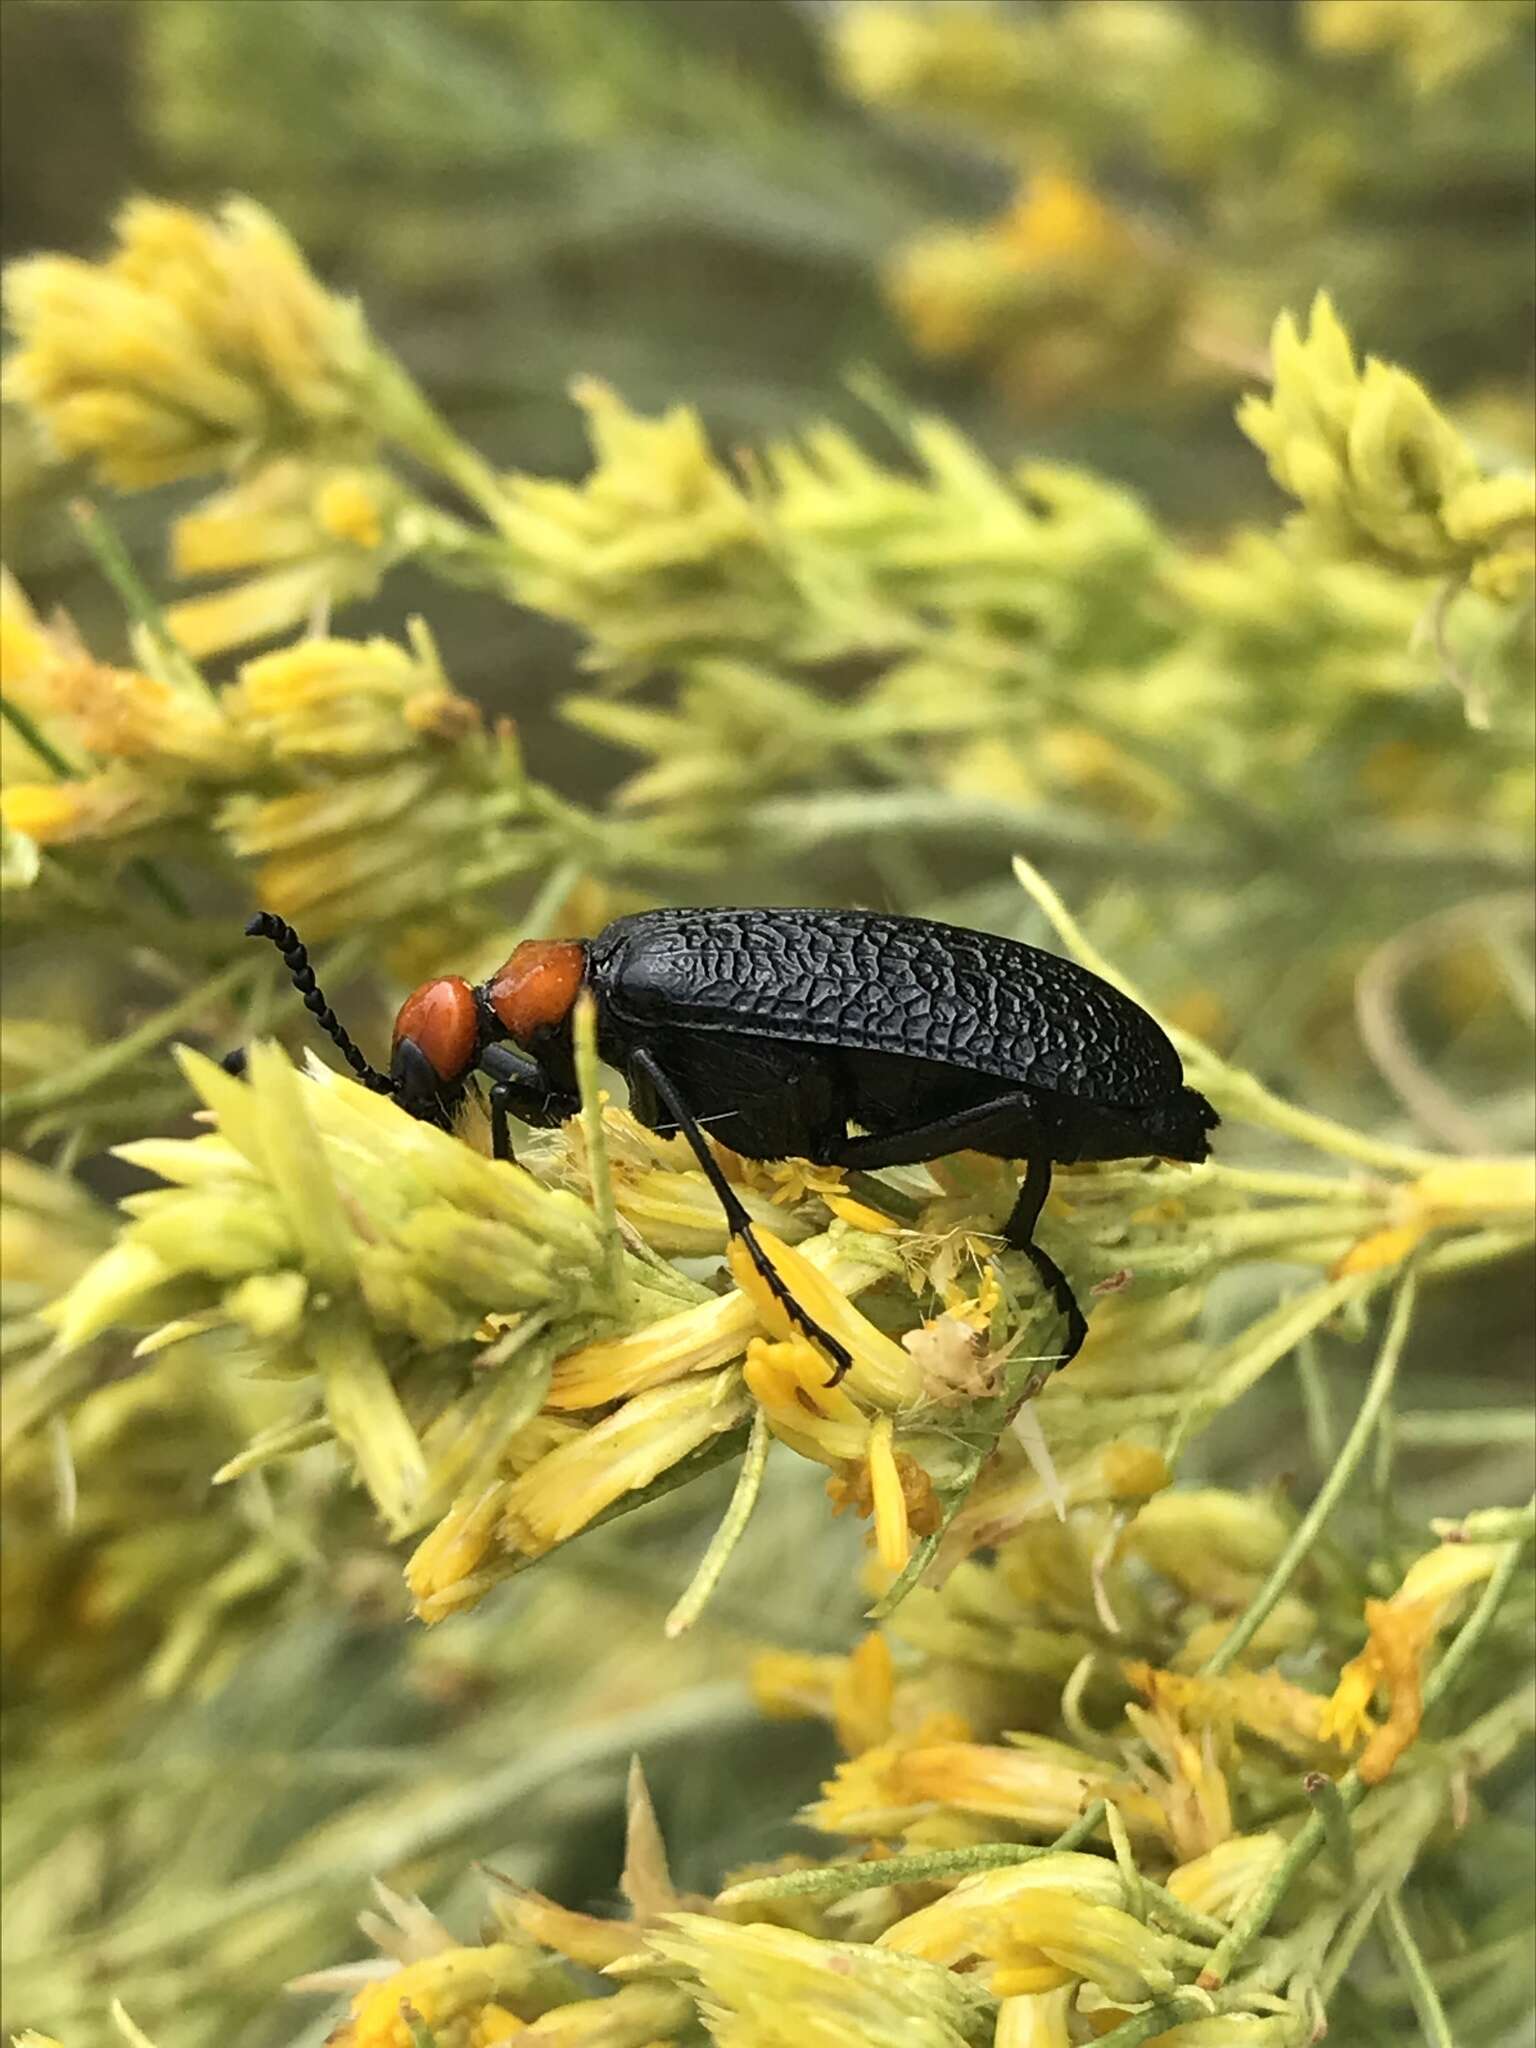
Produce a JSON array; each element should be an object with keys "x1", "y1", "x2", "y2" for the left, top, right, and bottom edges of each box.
[{"x1": 240, "y1": 906, "x2": 1218, "y2": 1382}]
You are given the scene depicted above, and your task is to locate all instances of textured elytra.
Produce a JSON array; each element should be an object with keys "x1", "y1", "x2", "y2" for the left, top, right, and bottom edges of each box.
[{"x1": 589, "y1": 908, "x2": 1183, "y2": 1108}]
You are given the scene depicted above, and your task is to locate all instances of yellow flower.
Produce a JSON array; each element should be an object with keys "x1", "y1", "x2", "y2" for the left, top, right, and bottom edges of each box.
[
  {"x1": 0, "y1": 567, "x2": 250, "y2": 826},
  {"x1": 994, "y1": 1988, "x2": 1074, "y2": 2048},
  {"x1": 406, "y1": 1480, "x2": 517, "y2": 1624},
  {"x1": 1165, "y1": 1832, "x2": 1287, "y2": 1921},
  {"x1": 499, "y1": 1368, "x2": 750, "y2": 1558},
  {"x1": 548, "y1": 1291, "x2": 759, "y2": 1410},
  {"x1": 216, "y1": 626, "x2": 520, "y2": 933},
  {"x1": 831, "y1": 2, "x2": 1040, "y2": 122},
  {"x1": 0, "y1": 565, "x2": 54, "y2": 704},
  {"x1": 224, "y1": 626, "x2": 478, "y2": 762},
  {"x1": 826, "y1": 1432, "x2": 943, "y2": 1578},
  {"x1": 728, "y1": 1227, "x2": 922, "y2": 1410},
  {"x1": 498, "y1": 376, "x2": 779, "y2": 670},
  {"x1": 0, "y1": 770, "x2": 177, "y2": 844},
  {"x1": 1305, "y1": 0, "x2": 1528, "y2": 94},
  {"x1": 806, "y1": 1710, "x2": 973, "y2": 1837},
  {"x1": 3, "y1": 198, "x2": 377, "y2": 487},
  {"x1": 166, "y1": 459, "x2": 398, "y2": 657},
  {"x1": 888, "y1": 172, "x2": 1187, "y2": 407},
  {"x1": 752, "y1": 1631, "x2": 897, "y2": 1756},
  {"x1": 886, "y1": 1735, "x2": 1168, "y2": 1845},
  {"x1": 870, "y1": 1415, "x2": 915, "y2": 1572},
  {"x1": 1320, "y1": 1539, "x2": 1510, "y2": 1783},
  {"x1": 1334, "y1": 1157, "x2": 1536, "y2": 1277},
  {"x1": 1123, "y1": 1674, "x2": 1234, "y2": 1862},
  {"x1": 974, "y1": 1888, "x2": 1178, "y2": 2004},
  {"x1": 998, "y1": 172, "x2": 1136, "y2": 273},
  {"x1": 1238, "y1": 293, "x2": 1533, "y2": 588},
  {"x1": 636, "y1": 1910, "x2": 991, "y2": 2048},
  {"x1": 1122, "y1": 1662, "x2": 1342, "y2": 1763},
  {"x1": 878, "y1": 1850, "x2": 1126, "y2": 1970}
]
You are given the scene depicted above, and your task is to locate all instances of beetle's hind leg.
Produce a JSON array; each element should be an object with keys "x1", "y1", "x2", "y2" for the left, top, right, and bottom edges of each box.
[
  {"x1": 812, "y1": 1095, "x2": 1089, "y2": 1372},
  {"x1": 627, "y1": 1047, "x2": 856, "y2": 1387},
  {"x1": 1002, "y1": 1155, "x2": 1088, "y2": 1370}
]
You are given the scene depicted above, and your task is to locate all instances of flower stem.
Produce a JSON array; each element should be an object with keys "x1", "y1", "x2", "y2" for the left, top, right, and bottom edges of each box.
[
  {"x1": 1201, "y1": 1269, "x2": 1417, "y2": 1676},
  {"x1": 716, "y1": 1800, "x2": 1110, "y2": 1906},
  {"x1": 0, "y1": 957, "x2": 255, "y2": 1126},
  {"x1": 1381, "y1": 1888, "x2": 1457, "y2": 2048},
  {"x1": 70, "y1": 499, "x2": 212, "y2": 701},
  {"x1": 665, "y1": 1406, "x2": 771, "y2": 1638}
]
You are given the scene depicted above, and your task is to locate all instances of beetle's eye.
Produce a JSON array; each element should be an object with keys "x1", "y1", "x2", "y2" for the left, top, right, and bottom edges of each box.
[
  {"x1": 390, "y1": 1034, "x2": 447, "y2": 1118},
  {"x1": 392, "y1": 977, "x2": 477, "y2": 1082}
]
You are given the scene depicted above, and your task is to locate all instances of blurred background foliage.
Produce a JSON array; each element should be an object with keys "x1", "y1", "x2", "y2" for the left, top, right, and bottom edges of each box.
[{"x1": 0, "y1": 3, "x2": 1532, "y2": 2046}]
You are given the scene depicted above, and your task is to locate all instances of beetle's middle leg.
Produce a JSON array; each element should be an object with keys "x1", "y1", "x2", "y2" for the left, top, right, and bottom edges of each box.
[
  {"x1": 627, "y1": 1047, "x2": 856, "y2": 1386},
  {"x1": 814, "y1": 1093, "x2": 1088, "y2": 1371}
]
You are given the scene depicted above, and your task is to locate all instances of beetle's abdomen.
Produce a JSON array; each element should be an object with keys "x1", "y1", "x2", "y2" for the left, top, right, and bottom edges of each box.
[{"x1": 591, "y1": 908, "x2": 1183, "y2": 1109}]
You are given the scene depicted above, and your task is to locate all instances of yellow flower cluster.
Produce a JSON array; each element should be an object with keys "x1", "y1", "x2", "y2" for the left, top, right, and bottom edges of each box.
[
  {"x1": 887, "y1": 172, "x2": 1190, "y2": 409},
  {"x1": 2, "y1": 198, "x2": 377, "y2": 488},
  {"x1": 0, "y1": 575, "x2": 537, "y2": 937},
  {"x1": 165, "y1": 458, "x2": 402, "y2": 658},
  {"x1": 1304, "y1": 0, "x2": 1533, "y2": 95},
  {"x1": 257, "y1": 1475, "x2": 1530, "y2": 2048},
  {"x1": 1237, "y1": 293, "x2": 1536, "y2": 594}
]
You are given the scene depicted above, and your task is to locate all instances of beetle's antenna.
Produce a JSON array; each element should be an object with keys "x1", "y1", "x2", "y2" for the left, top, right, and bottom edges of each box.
[{"x1": 244, "y1": 911, "x2": 392, "y2": 1092}]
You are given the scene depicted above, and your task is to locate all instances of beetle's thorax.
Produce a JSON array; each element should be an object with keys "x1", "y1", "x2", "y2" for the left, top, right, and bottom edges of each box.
[{"x1": 481, "y1": 939, "x2": 588, "y2": 1050}]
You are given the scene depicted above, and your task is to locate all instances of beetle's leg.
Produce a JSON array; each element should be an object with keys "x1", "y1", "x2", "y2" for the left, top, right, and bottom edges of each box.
[
  {"x1": 1000, "y1": 1154, "x2": 1087, "y2": 1370},
  {"x1": 812, "y1": 1091, "x2": 1043, "y2": 1171},
  {"x1": 816, "y1": 1094, "x2": 1089, "y2": 1371},
  {"x1": 627, "y1": 1047, "x2": 856, "y2": 1387},
  {"x1": 479, "y1": 1042, "x2": 578, "y2": 1165}
]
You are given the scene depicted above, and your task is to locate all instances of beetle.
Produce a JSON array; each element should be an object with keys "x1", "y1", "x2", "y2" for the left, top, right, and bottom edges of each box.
[{"x1": 240, "y1": 906, "x2": 1218, "y2": 1383}]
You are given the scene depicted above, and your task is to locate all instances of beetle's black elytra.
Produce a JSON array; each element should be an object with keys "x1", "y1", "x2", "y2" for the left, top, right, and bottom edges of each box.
[{"x1": 239, "y1": 907, "x2": 1218, "y2": 1382}]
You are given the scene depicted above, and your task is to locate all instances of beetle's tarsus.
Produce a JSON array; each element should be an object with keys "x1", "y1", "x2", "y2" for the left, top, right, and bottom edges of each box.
[{"x1": 734, "y1": 1216, "x2": 856, "y2": 1387}]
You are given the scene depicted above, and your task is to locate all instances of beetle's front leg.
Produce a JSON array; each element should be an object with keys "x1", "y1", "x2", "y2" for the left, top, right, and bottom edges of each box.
[
  {"x1": 627, "y1": 1047, "x2": 856, "y2": 1386},
  {"x1": 479, "y1": 1043, "x2": 578, "y2": 1165}
]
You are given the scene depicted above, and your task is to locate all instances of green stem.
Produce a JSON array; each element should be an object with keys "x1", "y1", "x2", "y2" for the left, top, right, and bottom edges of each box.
[
  {"x1": 664, "y1": 1406, "x2": 771, "y2": 1638},
  {"x1": 0, "y1": 958, "x2": 254, "y2": 1124},
  {"x1": 1398, "y1": 1408, "x2": 1536, "y2": 1447},
  {"x1": 1295, "y1": 1328, "x2": 1337, "y2": 1471},
  {"x1": 1090, "y1": 1997, "x2": 1217, "y2": 2046},
  {"x1": 369, "y1": 354, "x2": 519, "y2": 539},
  {"x1": 1304, "y1": 1772, "x2": 1359, "y2": 1885},
  {"x1": 69, "y1": 499, "x2": 213, "y2": 700},
  {"x1": 0, "y1": 690, "x2": 77, "y2": 777},
  {"x1": 1319, "y1": 1883, "x2": 1387, "y2": 2002},
  {"x1": 1380, "y1": 1890, "x2": 1457, "y2": 2048},
  {"x1": 1422, "y1": 1512, "x2": 1532, "y2": 1714},
  {"x1": 716, "y1": 1800, "x2": 1109, "y2": 1906},
  {"x1": 1199, "y1": 1775, "x2": 1364, "y2": 1990},
  {"x1": 1201, "y1": 1270, "x2": 1418, "y2": 1676}
]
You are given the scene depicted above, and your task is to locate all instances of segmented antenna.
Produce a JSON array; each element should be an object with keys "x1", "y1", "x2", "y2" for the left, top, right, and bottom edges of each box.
[{"x1": 244, "y1": 911, "x2": 393, "y2": 1093}]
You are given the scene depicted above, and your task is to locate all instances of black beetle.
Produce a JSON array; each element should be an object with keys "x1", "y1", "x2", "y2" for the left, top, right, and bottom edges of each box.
[{"x1": 241, "y1": 907, "x2": 1218, "y2": 1381}]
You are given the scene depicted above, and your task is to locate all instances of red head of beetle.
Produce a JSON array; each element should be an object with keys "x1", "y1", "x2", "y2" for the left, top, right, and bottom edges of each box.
[{"x1": 388, "y1": 940, "x2": 586, "y2": 1117}]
